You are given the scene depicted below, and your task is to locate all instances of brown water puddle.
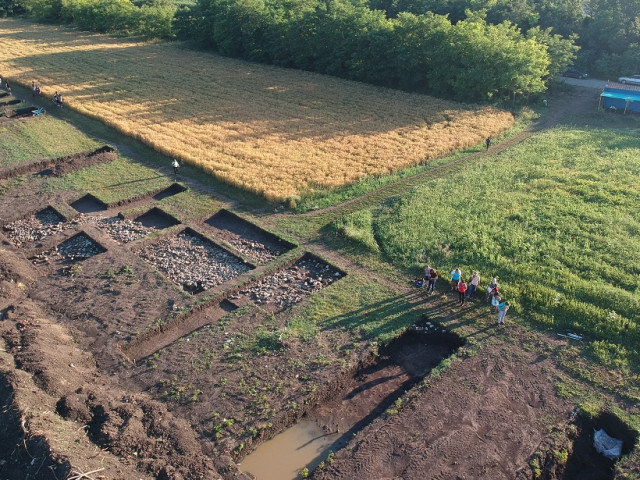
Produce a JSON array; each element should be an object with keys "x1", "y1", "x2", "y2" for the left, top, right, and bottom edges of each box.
[
  {"x1": 239, "y1": 324, "x2": 463, "y2": 480},
  {"x1": 239, "y1": 421, "x2": 339, "y2": 480}
]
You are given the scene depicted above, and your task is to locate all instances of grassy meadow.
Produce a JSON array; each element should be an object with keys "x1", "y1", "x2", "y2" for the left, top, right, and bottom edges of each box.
[
  {"x1": 0, "y1": 18, "x2": 513, "y2": 202},
  {"x1": 0, "y1": 115, "x2": 100, "y2": 166},
  {"x1": 326, "y1": 116, "x2": 640, "y2": 374}
]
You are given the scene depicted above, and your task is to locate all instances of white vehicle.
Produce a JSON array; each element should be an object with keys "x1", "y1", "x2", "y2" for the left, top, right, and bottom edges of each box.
[{"x1": 618, "y1": 75, "x2": 640, "y2": 85}]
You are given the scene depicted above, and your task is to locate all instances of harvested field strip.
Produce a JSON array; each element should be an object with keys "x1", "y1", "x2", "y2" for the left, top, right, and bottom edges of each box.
[
  {"x1": 123, "y1": 252, "x2": 344, "y2": 360},
  {"x1": 204, "y1": 209, "x2": 296, "y2": 264},
  {"x1": 0, "y1": 114, "x2": 101, "y2": 166},
  {"x1": 0, "y1": 145, "x2": 116, "y2": 181},
  {"x1": 136, "y1": 228, "x2": 254, "y2": 293},
  {"x1": 0, "y1": 19, "x2": 514, "y2": 201}
]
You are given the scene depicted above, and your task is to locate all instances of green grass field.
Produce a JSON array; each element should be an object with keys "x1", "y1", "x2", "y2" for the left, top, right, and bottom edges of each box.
[
  {"x1": 0, "y1": 116, "x2": 100, "y2": 166},
  {"x1": 326, "y1": 116, "x2": 640, "y2": 374}
]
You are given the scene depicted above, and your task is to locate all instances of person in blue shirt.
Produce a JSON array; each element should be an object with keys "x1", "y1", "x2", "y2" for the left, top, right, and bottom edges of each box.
[
  {"x1": 450, "y1": 268, "x2": 461, "y2": 291},
  {"x1": 497, "y1": 301, "x2": 510, "y2": 325}
]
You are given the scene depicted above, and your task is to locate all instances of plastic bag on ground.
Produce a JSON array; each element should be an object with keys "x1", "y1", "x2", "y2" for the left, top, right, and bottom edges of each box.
[{"x1": 593, "y1": 428, "x2": 623, "y2": 460}]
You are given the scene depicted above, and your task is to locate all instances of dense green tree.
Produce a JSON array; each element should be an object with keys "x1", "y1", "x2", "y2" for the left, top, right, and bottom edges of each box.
[
  {"x1": 0, "y1": 0, "x2": 26, "y2": 16},
  {"x1": 526, "y1": 26, "x2": 578, "y2": 79}
]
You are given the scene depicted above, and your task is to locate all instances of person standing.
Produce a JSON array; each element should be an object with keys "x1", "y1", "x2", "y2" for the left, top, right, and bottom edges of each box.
[
  {"x1": 485, "y1": 137, "x2": 491, "y2": 150},
  {"x1": 450, "y1": 268, "x2": 461, "y2": 291},
  {"x1": 172, "y1": 158, "x2": 180, "y2": 175},
  {"x1": 426, "y1": 268, "x2": 438, "y2": 293},
  {"x1": 491, "y1": 293, "x2": 501, "y2": 313},
  {"x1": 467, "y1": 271, "x2": 480, "y2": 298},
  {"x1": 486, "y1": 277, "x2": 498, "y2": 302},
  {"x1": 423, "y1": 265, "x2": 430, "y2": 284},
  {"x1": 497, "y1": 301, "x2": 510, "y2": 325},
  {"x1": 457, "y1": 278, "x2": 467, "y2": 306}
]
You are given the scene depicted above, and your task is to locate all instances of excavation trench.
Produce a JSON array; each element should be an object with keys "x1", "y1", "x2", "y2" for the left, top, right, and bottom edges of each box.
[
  {"x1": 559, "y1": 412, "x2": 637, "y2": 480},
  {"x1": 239, "y1": 324, "x2": 464, "y2": 480},
  {"x1": 123, "y1": 252, "x2": 344, "y2": 361}
]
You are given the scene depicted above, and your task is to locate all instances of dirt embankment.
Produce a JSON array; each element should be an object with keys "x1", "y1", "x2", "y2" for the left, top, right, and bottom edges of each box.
[
  {"x1": 0, "y1": 246, "x2": 231, "y2": 480},
  {"x1": 0, "y1": 145, "x2": 116, "y2": 181}
]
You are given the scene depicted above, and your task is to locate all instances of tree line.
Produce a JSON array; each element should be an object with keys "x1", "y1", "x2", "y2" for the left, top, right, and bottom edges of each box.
[{"x1": 2, "y1": 0, "x2": 639, "y2": 101}]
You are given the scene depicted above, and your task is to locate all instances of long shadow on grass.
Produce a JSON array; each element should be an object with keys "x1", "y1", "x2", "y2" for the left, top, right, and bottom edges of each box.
[
  {"x1": 105, "y1": 175, "x2": 166, "y2": 187},
  {"x1": 321, "y1": 291, "x2": 425, "y2": 340}
]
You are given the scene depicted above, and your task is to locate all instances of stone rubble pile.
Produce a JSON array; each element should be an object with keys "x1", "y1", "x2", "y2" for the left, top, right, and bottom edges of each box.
[
  {"x1": 57, "y1": 233, "x2": 105, "y2": 260},
  {"x1": 4, "y1": 209, "x2": 66, "y2": 247},
  {"x1": 228, "y1": 238, "x2": 283, "y2": 264},
  {"x1": 232, "y1": 258, "x2": 341, "y2": 310},
  {"x1": 98, "y1": 217, "x2": 157, "y2": 243},
  {"x1": 137, "y1": 231, "x2": 251, "y2": 292},
  {"x1": 4, "y1": 211, "x2": 161, "y2": 248}
]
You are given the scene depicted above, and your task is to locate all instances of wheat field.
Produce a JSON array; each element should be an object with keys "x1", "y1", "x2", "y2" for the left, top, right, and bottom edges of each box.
[{"x1": 0, "y1": 19, "x2": 514, "y2": 201}]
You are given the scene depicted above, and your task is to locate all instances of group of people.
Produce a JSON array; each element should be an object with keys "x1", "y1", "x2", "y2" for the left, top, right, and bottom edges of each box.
[
  {"x1": 418, "y1": 265, "x2": 510, "y2": 325},
  {"x1": 1, "y1": 76, "x2": 64, "y2": 108}
]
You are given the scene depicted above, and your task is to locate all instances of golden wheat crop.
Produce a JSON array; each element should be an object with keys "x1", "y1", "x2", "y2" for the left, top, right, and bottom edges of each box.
[{"x1": 0, "y1": 19, "x2": 514, "y2": 201}]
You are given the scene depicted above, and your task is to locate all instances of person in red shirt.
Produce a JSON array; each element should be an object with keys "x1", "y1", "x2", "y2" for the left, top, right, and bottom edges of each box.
[{"x1": 457, "y1": 278, "x2": 467, "y2": 306}]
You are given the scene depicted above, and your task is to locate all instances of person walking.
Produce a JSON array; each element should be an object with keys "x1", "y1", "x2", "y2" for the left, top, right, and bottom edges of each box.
[
  {"x1": 467, "y1": 271, "x2": 480, "y2": 298},
  {"x1": 426, "y1": 268, "x2": 438, "y2": 293},
  {"x1": 171, "y1": 158, "x2": 180, "y2": 175},
  {"x1": 450, "y1": 268, "x2": 461, "y2": 291},
  {"x1": 497, "y1": 301, "x2": 510, "y2": 325},
  {"x1": 457, "y1": 278, "x2": 468, "y2": 306},
  {"x1": 485, "y1": 137, "x2": 491, "y2": 150}
]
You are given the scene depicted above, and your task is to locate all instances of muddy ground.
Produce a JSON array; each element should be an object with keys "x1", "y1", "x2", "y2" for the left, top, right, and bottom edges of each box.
[{"x1": 0, "y1": 86, "x2": 635, "y2": 480}]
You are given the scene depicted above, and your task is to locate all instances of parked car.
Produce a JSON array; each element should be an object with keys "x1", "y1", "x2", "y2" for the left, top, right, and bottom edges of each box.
[
  {"x1": 617, "y1": 75, "x2": 640, "y2": 85},
  {"x1": 562, "y1": 67, "x2": 588, "y2": 79}
]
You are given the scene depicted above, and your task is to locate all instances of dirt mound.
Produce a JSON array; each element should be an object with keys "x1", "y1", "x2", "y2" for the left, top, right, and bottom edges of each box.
[
  {"x1": 0, "y1": 247, "x2": 229, "y2": 479},
  {"x1": 0, "y1": 145, "x2": 116, "y2": 181},
  {"x1": 0, "y1": 373, "x2": 71, "y2": 480}
]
